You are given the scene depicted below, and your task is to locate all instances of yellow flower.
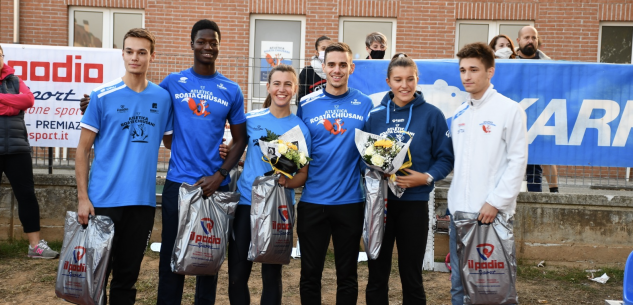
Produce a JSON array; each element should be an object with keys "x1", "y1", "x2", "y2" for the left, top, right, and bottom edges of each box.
[
  {"x1": 374, "y1": 139, "x2": 393, "y2": 148},
  {"x1": 288, "y1": 143, "x2": 298, "y2": 151},
  {"x1": 278, "y1": 139, "x2": 285, "y2": 144}
]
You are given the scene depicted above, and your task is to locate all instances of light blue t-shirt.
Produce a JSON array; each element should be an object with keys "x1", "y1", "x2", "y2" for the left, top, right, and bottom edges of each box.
[
  {"x1": 160, "y1": 68, "x2": 246, "y2": 185},
  {"x1": 236, "y1": 108, "x2": 312, "y2": 206},
  {"x1": 297, "y1": 88, "x2": 373, "y2": 205},
  {"x1": 81, "y1": 78, "x2": 174, "y2": 208}
]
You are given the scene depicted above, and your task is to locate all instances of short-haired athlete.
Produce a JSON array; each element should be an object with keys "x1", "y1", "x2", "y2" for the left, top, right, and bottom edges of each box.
[
  {"x1": 76, "y1": 28, "x2": 174, "y2": 305},
  {"x1": 448, "y1": 42, "x2": 527, "y2": 305},
  {"x1": 296, "y1": 42, "x2": 374, "y2": 305}
]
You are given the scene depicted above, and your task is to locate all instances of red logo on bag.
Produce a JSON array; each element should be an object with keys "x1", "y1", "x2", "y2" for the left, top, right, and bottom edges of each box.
[
  {"x1": 73, "y1": 246, "x2": 85, "y2": 263},
  {"x1": 476, "y1": 244, "x2": 494, "y2": 261},
  {"x1": 200, "y1": 218, "x2": 214, "y2": 235},
  {"x1": 468, "y1": 244, "x2": 505, "y2": 271},
  {"x1": 278, "y1": 205, "x2": 289, "y2": 222}
]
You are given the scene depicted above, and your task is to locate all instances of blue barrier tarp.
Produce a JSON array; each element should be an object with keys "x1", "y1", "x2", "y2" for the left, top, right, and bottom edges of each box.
[{"x1": 349, "y1": 59, "x2": 633, "y2": 167}]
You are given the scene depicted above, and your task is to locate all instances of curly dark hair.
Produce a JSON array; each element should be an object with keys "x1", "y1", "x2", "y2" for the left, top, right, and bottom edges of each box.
[
  {"x1": 191, "y1": 19, "x2": 221, "y2": 42},
  {"x1": 456, "y1": 42, "x2": 495, "y2": 70}
]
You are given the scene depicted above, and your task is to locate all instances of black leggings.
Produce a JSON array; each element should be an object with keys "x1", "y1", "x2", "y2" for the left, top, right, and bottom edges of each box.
[
  {"x1": 366, "y1": 199, "x2": 430, "y2": 305},
  {"x1": 1, "y1": 153, "x2": 40, "y2": 233},
  {"x1": 228, "y1": 204, "x2": 283, "y2": 305}
]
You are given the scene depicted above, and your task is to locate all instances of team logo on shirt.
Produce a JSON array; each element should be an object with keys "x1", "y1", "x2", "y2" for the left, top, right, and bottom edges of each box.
[
  {"x1": 150, "y1": 103, "x2": 159, "y2": 114},
  {"x1": 217, "y1": 83, "x2": 227, "y2": 90},
  {"x1": 117, "y1": 105, "x2": 128, "y2": 113},
  {"x1": 318, "y1": 118, "x2": 346, "y2": 135},
  {"x1": 351, "y1": 99, "x2": 361, "y2": 105},
  {"x1": 480, "y1": 121, "x2": 496, "y2": 133},
  {"x1": 178, "y1": 77, "x2": 188, "y2": 83},
  {"x1": 121, "y1": 113, "x2": 156, "y2": 143},
  {"x1": 182, "y1": 97, "x2": 211, "y2": 117},
  {"x1": 254, "y1": 125, "x2": 264, "y2": 131}
]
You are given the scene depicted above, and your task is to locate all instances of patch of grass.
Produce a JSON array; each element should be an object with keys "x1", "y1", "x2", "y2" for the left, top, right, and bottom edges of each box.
[
  {"x1": 0, "y1": 239, "x2": 30, "y2": 259},
  {"x1": 517, "y1": 264, "x2": 624, "y2": 286},
  {"x1": 34, "y1": 274, "x2": 56, "y2": 283}
]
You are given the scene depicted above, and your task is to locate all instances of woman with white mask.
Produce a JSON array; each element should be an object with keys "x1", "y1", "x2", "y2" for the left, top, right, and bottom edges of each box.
[
  {"x1": 297, "y1": 35, "x2": 332, "y2": 103},
  {"x1": 489, "y1": 34, "x2": 518, "y2": 59}
]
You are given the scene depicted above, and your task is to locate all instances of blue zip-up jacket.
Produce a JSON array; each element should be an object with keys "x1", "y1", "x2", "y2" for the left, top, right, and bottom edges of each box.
[{"x1": 364, "y1": 91, "x2": 454, "y2": 201}]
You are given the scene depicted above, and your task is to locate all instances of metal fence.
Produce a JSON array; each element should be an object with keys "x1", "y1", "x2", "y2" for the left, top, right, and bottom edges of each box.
[{"x1": 29, "y1": 56, "x2": 633, "y2": 189}]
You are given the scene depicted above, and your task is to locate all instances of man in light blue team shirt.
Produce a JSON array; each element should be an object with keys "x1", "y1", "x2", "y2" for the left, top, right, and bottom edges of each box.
[
  {"x1": 296, "y1": 42, "x2": 374, "y2": 305},
  {"x1": 75, "y1": 28, "x2": 173, "y2": 305}
]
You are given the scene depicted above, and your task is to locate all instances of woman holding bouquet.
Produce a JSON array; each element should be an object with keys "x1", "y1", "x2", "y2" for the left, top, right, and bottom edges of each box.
[
  {"x1": 225, "y1": 64, "x2": 311, "y2": 305},
  {"x1": 363, "y1": 53, "x2": 454, "y2": 304}
]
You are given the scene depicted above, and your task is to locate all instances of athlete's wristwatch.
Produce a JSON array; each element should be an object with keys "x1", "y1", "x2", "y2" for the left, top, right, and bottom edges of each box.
[
  {"x1": 218, "y1": 168, "x2": 229, "y2": 178},
  {"x1": 425, "y1": 173, "x2": 434, "y2": 185}
]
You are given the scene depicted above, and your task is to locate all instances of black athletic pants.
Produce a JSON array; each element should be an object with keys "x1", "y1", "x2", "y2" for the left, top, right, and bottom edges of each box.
[
  {"x1": 228, "y1": 205, "x2": 283, "y2": 305},
  {"x1": 365, "y1": 199, "x2": 429, "y2": 305},
  {"x1": 297, "y1": 201, "x2": 364, "y2": 305},
  {"x1": 1, "y1": 153, "x2": 40, "y2": 233},
  {"x1": 94, "y1": 205, "x2": 155, "y2": 305},
  {"x1": 157, "y1": 179, "x2": 227, "y2": 305}
]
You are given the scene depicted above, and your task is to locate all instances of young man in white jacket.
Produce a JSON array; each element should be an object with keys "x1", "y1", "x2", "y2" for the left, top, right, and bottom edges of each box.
[{"x1": 448, "y1": 42, "x2": 528, "y2": 305}]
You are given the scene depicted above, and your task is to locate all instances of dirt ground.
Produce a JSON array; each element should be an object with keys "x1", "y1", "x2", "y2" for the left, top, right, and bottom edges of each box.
[{"x1": 0, "y1": 247, "x2": 625, "y2": 305}]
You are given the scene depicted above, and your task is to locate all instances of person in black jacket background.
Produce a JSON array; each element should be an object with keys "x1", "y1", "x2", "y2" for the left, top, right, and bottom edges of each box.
[
  {"x1": 297, "y1": 36, "x2": 332, "y2": 104},
  {"x1": 0, "y1": 45, "x2": 59, "y2": 259}
]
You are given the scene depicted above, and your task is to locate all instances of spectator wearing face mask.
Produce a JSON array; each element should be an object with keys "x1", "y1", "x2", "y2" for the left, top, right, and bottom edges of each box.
[
  {"x1": 298, "y1": 35, "x2": 332, "y2": 103},
  {"x1": 365, "y1": 32, "x2": 388, "y2": 59},
  {"x1": 489, "y1": 34, "x2": 517, "y2": 59}
]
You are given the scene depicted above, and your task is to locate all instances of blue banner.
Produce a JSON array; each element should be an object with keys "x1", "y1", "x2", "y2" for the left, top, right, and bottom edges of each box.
[{"x1": 349, "y1": 59, "x2": 633, "y2": 167}]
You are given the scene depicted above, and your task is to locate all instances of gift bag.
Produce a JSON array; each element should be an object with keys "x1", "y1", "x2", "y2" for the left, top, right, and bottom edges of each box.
[
  {"x1": 171, "y1": 183, "x2": 239, "y2": 275},
  {"x1": 228, "y1": 165, "x2": 242, "y2": 193},
  {"x1": 454, "y1": 211, "x2": 518, "y2": 305},
  {"x1": 248, "y1": 174, "x2": 295, "y2": 264},
  {"x1": 362, "y1": 168, "x2": 388, "y2": 260},
  {"x1": 55, "y1": 211, "x2": 114, "y2": 305}
]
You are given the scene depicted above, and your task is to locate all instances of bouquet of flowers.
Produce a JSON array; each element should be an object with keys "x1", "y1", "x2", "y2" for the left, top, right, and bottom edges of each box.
[
  {"x1": 258, "y1": 126, "x2": 311, "y2": 178},
  {"x1": 355, "y1": 129, "x2": 412, "y2": 260},
  {"x1": 355, "y1": 129, "x2": 412, "y2": 195}
]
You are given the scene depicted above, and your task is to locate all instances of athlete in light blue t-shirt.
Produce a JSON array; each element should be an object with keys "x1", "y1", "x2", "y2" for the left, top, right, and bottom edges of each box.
[
  {"x1": 236, "y1": 108, "x2": 311, "y2": 206},
  {"x1": 295, "y1": 42, "x2": 373, "y2": 305},
  {"x1": 75, "y1": 29, "x2": 173, "y2": 304},
  {"x1": 227, "y1": 65, "x2": 312, "y2": 304}
]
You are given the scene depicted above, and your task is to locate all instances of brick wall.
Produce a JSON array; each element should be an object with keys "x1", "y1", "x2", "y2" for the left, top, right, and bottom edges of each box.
[{"x1": 4, "y1": 0, "x2": 633, "y2": 87}]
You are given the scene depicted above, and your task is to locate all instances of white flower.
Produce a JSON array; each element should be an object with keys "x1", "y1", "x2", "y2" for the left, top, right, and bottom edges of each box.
[
  {"x1": 370, "y1": 154, "x2": 385, "y2": 167},
  {"x1": 299, "y1": 152, "x2": 307, "y2": 165},
  {"x1": 364, "y1": 145, "x2": 375, "y2": 156},
  {"x1": 278, "y1": 143, "x2": 288, "y2": 154}
]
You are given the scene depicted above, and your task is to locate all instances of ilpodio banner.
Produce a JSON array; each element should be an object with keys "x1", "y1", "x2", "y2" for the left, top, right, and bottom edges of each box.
[
  {"x1": 171, "y1": 183, "x2": 239, "y2": 275},
  {"x1": 350, "y1": 59, "x2": 633, "y2": 167},
  {"x1": 2, "y1": 44, "x2": 125, "y2": 148},
  {"x1": 55, "y1": 211, "x2": 114, "y2": 305},
  {"x1": 454, "y1": 211, "x2": 518, "y2": 305}
]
